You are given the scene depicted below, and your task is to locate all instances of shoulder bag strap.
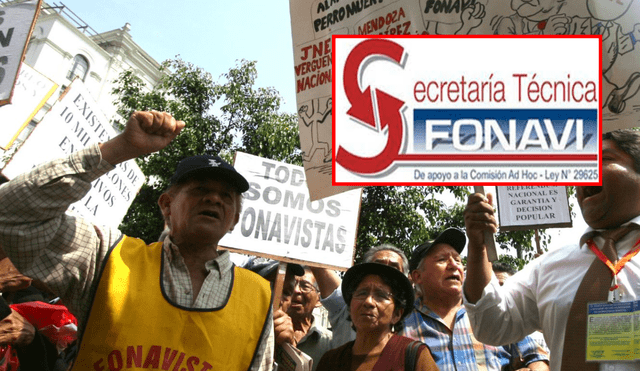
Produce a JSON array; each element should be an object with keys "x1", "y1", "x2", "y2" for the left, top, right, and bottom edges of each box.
[{"x1": 404, "y1": 340, "x2": 422, "y2": 371}]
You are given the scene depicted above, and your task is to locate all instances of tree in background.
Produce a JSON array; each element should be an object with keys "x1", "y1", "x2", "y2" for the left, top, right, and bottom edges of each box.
[
  {"x1": 111, "y1": 58, "x2": 300, "y2": 242},
  {"x1": 355, "y1": 186, "x2": 551, "y2": 266},
  {"x1": 111, "y1": 57, "x2": 549, "y2": 263}
]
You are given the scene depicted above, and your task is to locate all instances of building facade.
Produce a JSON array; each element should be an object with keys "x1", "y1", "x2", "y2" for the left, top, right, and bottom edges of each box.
[{"x1": 1, "y1": 0, "x2": 162, "y2": 132}]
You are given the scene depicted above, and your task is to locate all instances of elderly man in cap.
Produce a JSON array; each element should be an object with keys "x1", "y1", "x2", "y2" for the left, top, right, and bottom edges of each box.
[
  {"x1": 0, "y1": 111, "x2": 273, "y2": 370},
  {"x1": 400, "y1": 228, "x2": 549, "y2": 371}
]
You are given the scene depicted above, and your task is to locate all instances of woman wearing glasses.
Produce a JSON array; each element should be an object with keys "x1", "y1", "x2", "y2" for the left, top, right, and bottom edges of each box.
[{"x1": 316, "y1": 263, "x2": 438, "y2": 371}]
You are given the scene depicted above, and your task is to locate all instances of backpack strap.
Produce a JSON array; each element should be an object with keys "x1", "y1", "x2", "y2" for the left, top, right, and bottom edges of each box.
[{"x1": 404, "y1": 340, "x2": 423, "y2": 371}]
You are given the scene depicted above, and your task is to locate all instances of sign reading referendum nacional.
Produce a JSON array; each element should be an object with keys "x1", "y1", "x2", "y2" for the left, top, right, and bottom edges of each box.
[
  {"x1": 219, "y1": 152, "x2": 362, "y2": 270},
  {"x1": 2, "y1": 79, "x2": 144, "y2": 227},
  {"x1": 0, "y1": 0, "x2": 42, "y2": 106},
  {"x1": 333, "y1": 36, "x2": 601, "y2": 186},
  {"x1": 0, "y1": 63, "x2": 57, "y2": 149},
  {"x1": 495, "y1": 186, "x2": 572, "y2": 231}
]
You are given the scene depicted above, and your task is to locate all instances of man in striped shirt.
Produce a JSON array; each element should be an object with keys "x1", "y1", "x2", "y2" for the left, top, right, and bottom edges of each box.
[{"x1": 400, "y1": 228, "x2": 549, "y2": 371}]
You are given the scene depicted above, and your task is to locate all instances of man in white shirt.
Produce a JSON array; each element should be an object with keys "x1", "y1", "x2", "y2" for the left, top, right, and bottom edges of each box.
[{"x1": 463, "y1": 129, "x2": 640, "y2": 371}]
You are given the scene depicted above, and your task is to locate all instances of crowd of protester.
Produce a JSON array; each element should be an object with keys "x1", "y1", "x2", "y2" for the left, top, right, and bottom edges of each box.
[{"x1": 0, "y1": 110, "x2": 637, "y2": 370}]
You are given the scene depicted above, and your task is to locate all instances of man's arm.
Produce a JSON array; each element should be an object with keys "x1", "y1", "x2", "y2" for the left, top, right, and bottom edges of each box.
[
  {"x1": 463, "y1": 192, "x2": 497, "y2": 303},
  {"x1": 309, "y1": 267, "x2": 356, "y2": 346},
  {"x1": 99, "y1": 111, "x2": 184, "y2": 166},
  {"x1": 309, "y1": 267, "x2": 340, "y2": 299},
  {"x1": 513, "y1": 333, "x2": 550, "y2": 371},
  {"x1": 0, "y1": 111, "x2": 184, "y2": 321},
  {"x1": 0, "y1": 310, "x2": 35, "y2": 347}
]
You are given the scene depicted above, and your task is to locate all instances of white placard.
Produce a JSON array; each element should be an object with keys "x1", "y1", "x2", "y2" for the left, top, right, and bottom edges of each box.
[
  {"x1": 496, "y1": 186, "x2": 572, "y2": 230},
  {"x1": 2, "y1": 79, "x2": 145, "y2": 227},
  {"x1": 290, "y1": 0, "x2": 640, "y2": 198},
  {"x1": 0, "y1": 63, "x2": 57, "y2": 149},
  {"x1": 219, "y1": 152, "x2": 362, "y2": 270},
  {"x1": 0, "y1": 0, "x2": 42, "y2": 105}
]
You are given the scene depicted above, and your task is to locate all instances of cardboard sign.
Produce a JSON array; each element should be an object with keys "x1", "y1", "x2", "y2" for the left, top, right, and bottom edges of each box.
[
  {"x1": 0, "y1": 0, "x2": 42, "y2": 106},
  {"x1": 0, "y1": 63, "x2": 57, "y2": 149},
  {"x1": 496, "y1": 186, "x2": 572, "y2": 230},
  {"x1": 2, "y1": 79, "x2": 144, "y2": 227},
  {"x1": 219, "y1": 152, "x2": 362, "y2": 270},
  {"x1": 290, "y1": 0, "x2": 640, "y2": 198}
]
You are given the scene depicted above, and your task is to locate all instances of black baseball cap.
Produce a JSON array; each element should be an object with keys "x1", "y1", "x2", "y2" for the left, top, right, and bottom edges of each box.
[
  {"x1": 342, "y1": 262, "x2": 414, "y2": 321},
  {"x1": 244, "y1": 259, "x2": 305, "y2": 280},
  {"x1": 409, "y1": 228, "x2": 466, "y2": 272},
  {"x1": 170, "y1": 155, "x2": 249, "y2": 192}
]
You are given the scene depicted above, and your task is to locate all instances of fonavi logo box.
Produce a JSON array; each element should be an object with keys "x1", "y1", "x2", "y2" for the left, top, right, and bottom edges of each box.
[{"x1": 332, "y1": 36, "x2": 601, "y2": 186}]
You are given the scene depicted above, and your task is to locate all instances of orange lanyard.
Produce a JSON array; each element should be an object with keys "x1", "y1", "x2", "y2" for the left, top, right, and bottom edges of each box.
[{"x1": 587, "y1": 237, "x2": 640, "y2": 291}]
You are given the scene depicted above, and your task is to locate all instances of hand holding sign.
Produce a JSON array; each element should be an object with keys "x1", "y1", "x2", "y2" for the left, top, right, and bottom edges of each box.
[
  {"x1": 273, "y1": 308, "x2": 295, "y2": 346},
  {"x1": 463, "y1": 190, "x2": 499, "y2": 304},
  {"x1": 465, "y1": 188, "x2": 498, "y2": 262},
  {"x1": 100, "y1": 111, "x2": 185, "y2": 166}
]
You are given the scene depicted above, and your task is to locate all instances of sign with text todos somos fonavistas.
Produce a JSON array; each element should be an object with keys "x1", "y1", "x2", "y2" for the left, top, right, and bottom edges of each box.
[
  {"x1": 2, "y1": 79, "x2": 144, "y2": 227},
  {"x1": 333, "y1": 36, "x2": 601, "y2": 186},
  {"x1": 0, "y1": 0, "x2": 42, "y2": 106},
  {"x1": 219, "y1": 152, "x2": 362, "y2": 270},
  {"x1": 496, "y1": 186, "x2": 572, "y2": 231}
]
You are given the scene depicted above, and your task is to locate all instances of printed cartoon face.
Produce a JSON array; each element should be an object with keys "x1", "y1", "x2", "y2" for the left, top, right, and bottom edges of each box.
[
  {"x1": 587, "y1": 0, "x2": 634, "y2": 21},
  {"x1": 511, "y1": 0, "x2": 567, "y2": 22}
]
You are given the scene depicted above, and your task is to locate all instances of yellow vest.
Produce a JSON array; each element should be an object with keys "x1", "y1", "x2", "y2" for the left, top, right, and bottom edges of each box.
[{"x1": 72, "y1": 236, "x2": 272, "y2": 371}]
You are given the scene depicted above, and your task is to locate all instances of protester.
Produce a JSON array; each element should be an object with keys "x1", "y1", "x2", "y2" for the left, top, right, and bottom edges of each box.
[
  {"x1": 245, "y1": 258, "x2": 303, "y2": 310},
  {"x1": 401, "y1": 228, "x2": 549, "y2": 370},
  {"x1": 6, "y1": 290, "x2": 79, "y2": 371},
  {"x1": 464, "y1": 129, "x2": 640, "y2": 371},
  {"x1": 0, "y1": 250, "x2": 77, "y2": 371},
  {"x1": 316, "y1": 263, "x2": 438, "y2": 371},
  {"x1": 0, "y1": 111, "x2": 274, "y2": 370},
  {"x1": 281, "y1": 267, "x2": 336, "y2": 371},
  {"x1": 310, "y1": 244, "x2": 409, "y2": 347}
]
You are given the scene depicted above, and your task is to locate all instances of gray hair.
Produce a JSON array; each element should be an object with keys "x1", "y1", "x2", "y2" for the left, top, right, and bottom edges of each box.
[
  {"x1": 301, "y1": 266, "x2": 320, "y2": 291},
  {"x1": 363, "y1": 243, "x2": 410, "y2": 276}
]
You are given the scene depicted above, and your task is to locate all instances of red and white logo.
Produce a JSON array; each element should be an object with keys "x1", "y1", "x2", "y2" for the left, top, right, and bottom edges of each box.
[{"x1": 332, "y1": 36, "x2": 602, "y2": 186}]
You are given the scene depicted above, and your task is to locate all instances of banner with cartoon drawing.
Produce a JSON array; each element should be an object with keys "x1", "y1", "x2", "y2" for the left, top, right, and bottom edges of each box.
[{"x1": 290, "y1": 0, "x2": 640, "y2": 200}]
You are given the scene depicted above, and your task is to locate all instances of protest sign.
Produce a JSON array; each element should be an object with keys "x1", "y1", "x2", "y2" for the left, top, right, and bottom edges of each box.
[
  {"x1": 0, "y1": 0, "x2": 42, "y2": 106},
  {"x1": 0, "y1": 63, "x2": 57, "y2": 149},
  {"x1": 219, "y1": 152, "x2": 362, "y2": 270},
  {"x1": 289, "y1": 0, "x2": 640, "y2": 197},
  {"x1": 495, "y1": 186, "x2": 572, "y2": 231},
  {"x1": 2, "y1": 79, "x2": 144, "y2": 227}
]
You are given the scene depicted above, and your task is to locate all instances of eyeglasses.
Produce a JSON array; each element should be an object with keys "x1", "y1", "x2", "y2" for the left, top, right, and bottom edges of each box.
[
  {"x1": 352, "y1": 288, "x2": 394, "y2": 303},
  {"x1": 294, "y1": 279, "x2": 318, "y2": 293}
]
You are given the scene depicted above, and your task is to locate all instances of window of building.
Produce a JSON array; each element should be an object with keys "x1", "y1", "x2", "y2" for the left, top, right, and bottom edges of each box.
[{"x1": 67, "y1": 54, "x2": 89, "y2": 81}]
